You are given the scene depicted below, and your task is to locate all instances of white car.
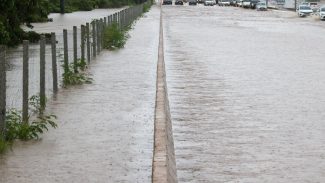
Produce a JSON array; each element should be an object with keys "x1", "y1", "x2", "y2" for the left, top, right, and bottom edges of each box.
[
  {"x1": 256, "y1": 2, "x2": 267, "y2": 10},
  {"x1": 319, "y1": 6, "x2": 325, "y2": 20},
  {"x1": 204, "y1": 0, "x2": 215, "y2": 6},
  {"x1": 242, "y1": 0, "x2": 251, "y2": 8},
  {"x1": 297, "y1": 5, "x2": 313, "y2": 17},
  {"x1": 218, "y1": 0, "x2": 230, "y2": 6}
]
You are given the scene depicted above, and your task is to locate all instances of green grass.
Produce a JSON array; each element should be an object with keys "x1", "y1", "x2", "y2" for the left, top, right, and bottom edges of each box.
[{"x1": 103, "y1": 23, "x2": 128, "y2": 50}]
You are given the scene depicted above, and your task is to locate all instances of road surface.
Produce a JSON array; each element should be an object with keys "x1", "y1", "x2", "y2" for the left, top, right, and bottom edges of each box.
[{"x1": 163, "y1": 4, "x2": 325, "y2": 183}]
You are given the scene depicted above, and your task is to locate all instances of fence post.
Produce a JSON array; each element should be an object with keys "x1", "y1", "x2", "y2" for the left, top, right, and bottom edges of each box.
[
  {"x1": 100, "y1": 18, "x2": 104, "y2": 51},
  {"x1": 40, "y1": 35, "x2": 46, "y2": 110},
  {"x1": 86, "y1": 23, "x2": 91, "y2": 63},
  {"x1": 123, "y1": 9, "x2": 126, "y2": 27},
  {"x1": 104, "y1": 17, "x2": 107, "y2": 27},
  {"x1": 22, "y1": 41, "x2": 29, "y2": 123},
  {"x1": 118, "y1": 12, "x2": 121, "y2": 29},
  {"x1": 96, "y1": 20, "x2": 100, "y2": 54},
  {"x1": 73, "y1": 26, "x2": 78, "y2": 73},
  {"x1": 51, "y1": 33, "x2": 58, "y2": 94},
  {"x1": 81, "y1": 25, "x2": 85, "y2": 62},
  {"x1": 101, "y1": 19, "x2": 105, "y2": 49},
  {"x1": 108, "y1": 15, "x2": 111, "y2": 26},
  {"x1": 63, "y1": 29, "x2": 69, "y2": 74},
  {"x1": 0, "y1": 46, "x2": 6, "y2": 137},
  {"x1": 92, "y1": 21, "x2": 97, "y2": 58}
]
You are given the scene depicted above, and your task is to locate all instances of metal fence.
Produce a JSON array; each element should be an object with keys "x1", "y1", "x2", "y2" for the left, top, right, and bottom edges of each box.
[{"x1": 0, "y1": 3, "x2": 150, "y2": 137}]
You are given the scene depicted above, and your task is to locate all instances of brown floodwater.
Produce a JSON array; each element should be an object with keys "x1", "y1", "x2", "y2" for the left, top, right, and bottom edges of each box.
[{"x1": 163, "y1": 4, "x2": 325, "y2": 183}]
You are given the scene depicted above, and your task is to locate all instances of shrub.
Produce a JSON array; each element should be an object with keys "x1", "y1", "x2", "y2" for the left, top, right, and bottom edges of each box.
[
  {"x1": 103, "y1": 23, "x2": 128, "y2": 50},
  {"x1": 62, "y1": 59, "x2": 92, "y2": 87},
  {"x1": 0, "y1": 95, "x2": 58, "y2": 154}
]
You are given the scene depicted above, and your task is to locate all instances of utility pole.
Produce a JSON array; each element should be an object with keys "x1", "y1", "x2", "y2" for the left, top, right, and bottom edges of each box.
[{"x1": 60, "y1": 0, "x2": 65, "y2": 14}]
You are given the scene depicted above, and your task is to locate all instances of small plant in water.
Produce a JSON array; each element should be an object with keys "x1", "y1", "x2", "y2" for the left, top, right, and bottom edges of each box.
[
  {"x1": 5, "y1": 96, "x2": 57, "y2": 141},
  {"x1": 0, "y1": 95, "x2": 58, "y2": 154},
  {"x1": 62, "y1": 59, "x2": 92, "y2": 87},
  {"x1": 103, "y1": 23, "x2": 128, "y2": 50},
  {"x1": 0, "y1": 139, "x2": 9, "y2": 154},
  {"x1": 143, "y1": 3, "x2": 152, "y2": 13}
]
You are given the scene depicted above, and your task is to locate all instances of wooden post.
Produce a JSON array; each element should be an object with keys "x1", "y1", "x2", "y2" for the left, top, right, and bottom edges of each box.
[
  {"x1": 40, "y1": 35, "x2": 46, "y2": 110},
  {"x1": 51, "y1": 33, "x2": 58, "y2": 94},
  {"x1": 92, "y1": 21, "x2": 97, "y2": 58},
  {"x1": 73, "y1": 26, "x2": 78, "y2": 73},
  {"x1": 60, "y1": 0, "x2": 65, "y2": 14},
  {"x1": 86, "y1": 23, "x2": 91, "y2": 63},
  {"x1": 81, "y1": 25, "x2": 85, "y2": 62},
  {"x1": 100, "y1": 19, "x2": 104, "y2": 49},
  {"x1": 108, "y1": 15, "x2": 111, "y2": 26},
  {"x1": 96, "y1": 20, "x2": 100, "y2": 54},
  {"x1": 0, "y1": 46, "x2": 6, "y2": 137},
  {"x1": 22, "y1": 41, "x2": 29, "y2": 123},
  {"x1": 63, "y1": 29, "x2": 69, "y2": 73}
]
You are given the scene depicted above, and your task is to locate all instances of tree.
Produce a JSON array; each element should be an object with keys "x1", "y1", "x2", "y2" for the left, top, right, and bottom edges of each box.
[{"x1": 0, "y1": 0, "x2": 50, "y2": 46}]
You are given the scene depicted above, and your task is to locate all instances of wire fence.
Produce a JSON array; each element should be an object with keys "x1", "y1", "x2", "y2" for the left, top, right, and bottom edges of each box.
[{"x1": 0, "y1": 2, "x2": 151, "y2": 136}]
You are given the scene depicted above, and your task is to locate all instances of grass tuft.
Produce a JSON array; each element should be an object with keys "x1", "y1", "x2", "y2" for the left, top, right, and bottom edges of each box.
[{"x1": 103, "y1": 23, "x2": 128, "y2": 50}]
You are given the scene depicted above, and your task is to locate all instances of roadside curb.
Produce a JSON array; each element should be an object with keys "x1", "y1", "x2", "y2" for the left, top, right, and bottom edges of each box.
[{"x1": 152, "y1": 5, "x2": 178, "y2": 183}]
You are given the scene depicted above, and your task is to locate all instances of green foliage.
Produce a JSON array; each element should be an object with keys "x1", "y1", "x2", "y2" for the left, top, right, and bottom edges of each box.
[
  {"x1": 0, "y1": 95, "x2": 58, "y2": 154},
  {"x1": 0, "y1": 139, "x2": 10, "y2": 154},
  {"x1": 62, "y1": 59, "x2": 92, "y2": 86},
  {"x1": 103, "y1": 23, "x2": 128, "y2": 50},
  {"x1": 5, "y1": 109, "x2": 57, "y2": 141},
  {"x1": 3, "y1": 96, "x2": 57, "y2": 143},
  {"x1": 143, "y1": 2, "x2": 152, "y2": 13},
  {"x1": 0, "y1": 0, "x2": 51, "y2": 46}
]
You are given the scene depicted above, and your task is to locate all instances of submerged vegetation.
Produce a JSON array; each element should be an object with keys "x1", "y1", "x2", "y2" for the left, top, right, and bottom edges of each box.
[
  {"x1": 103, "y1": 23, "x2": 129, "y2": 50},
  {"x1": 62, "y1": 59, "x2": 92, "y2": 87},
  {"x1": 0, "y1": 96, "x2": 58, "y2": 154}
]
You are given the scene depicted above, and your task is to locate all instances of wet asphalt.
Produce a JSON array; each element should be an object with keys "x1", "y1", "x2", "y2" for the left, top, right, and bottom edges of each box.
[{"x1": 163, "y1": 4, "x2": 325, "y2": 183}]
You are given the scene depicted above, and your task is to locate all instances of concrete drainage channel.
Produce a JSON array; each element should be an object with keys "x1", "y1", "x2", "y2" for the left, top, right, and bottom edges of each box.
[{"x1": 152, "y1": 6, "x2": 178, "y2": 183}]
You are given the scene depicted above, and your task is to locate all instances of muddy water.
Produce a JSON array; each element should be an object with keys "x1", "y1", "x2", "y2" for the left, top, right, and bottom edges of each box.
[
  {"x1": 163, "y1": 5, "x2": 325, "y2": 182},
  {"x1": 6, "y1": 8, "x2": 121, "y2": 109},
  {"x1": 0, "y1": 7, "x2": 160, "y2": 183}
]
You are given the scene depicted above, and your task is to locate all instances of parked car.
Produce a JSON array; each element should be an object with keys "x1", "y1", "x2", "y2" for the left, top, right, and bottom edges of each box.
[
  {"x1": 188, "y1": 0, "x2": 198, "y2": 5},
  {"x1": 309, "y1": 2, "x2": 319, "y2": 12},
  {"x1": 218, "y1": 0, "x2": 231, "y2": 6},
  {"x1": 236, "y1": 0, "x2": 243, "y2": 7},
  {"x1": 256, "y1": 1, "x2": 267, "y2": 10},
  {"x1": 297, "y1": 5, "x2": 313, "y2": 17},
  {"x1": 319, "y1": 6, "x2": 325, "y2": 20},
  {"x1": 250, "y1": 0, "x2": 259, "y2": 9},
  {"x1": 175, "y1": 0, "x2": 184, "y2": 5},
  {"x1": 204, "y1": 0, "x2": 216, "y2": 6},
  {"x1": 230, "y1": 0, "x2": 237, "y2": 6},
  {"x1": 162, "y1": 0, "x2": 172, "y2": 5},
  {"x1": 242, "y1": 0, "x2": 251, "y2": 8},
  {"x1": 198, "y1": 0, "x2": 204, "y2": 3}
]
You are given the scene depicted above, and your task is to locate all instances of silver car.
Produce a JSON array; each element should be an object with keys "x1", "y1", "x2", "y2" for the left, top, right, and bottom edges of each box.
[
  {"x1": 256, "y1": 2, "x2": 267, "y2": 10},
  {"x1": 204, "y1": 0, "x2": 216, "y2": 6},
  {"x1": 297, "y1": 5, "x2": 313, "y2": 17},
  {"x1": 319, "y1": 6, "x2": 325, "y2": 20}
]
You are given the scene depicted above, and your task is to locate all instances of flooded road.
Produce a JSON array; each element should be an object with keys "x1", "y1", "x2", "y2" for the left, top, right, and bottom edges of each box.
[
  {"x1": 163, "y1": 5, "x2": 325, "y2": 182},
  {"x1": 0, "y1": 6, "x2": 160, "y2": 183}
]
